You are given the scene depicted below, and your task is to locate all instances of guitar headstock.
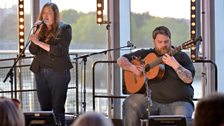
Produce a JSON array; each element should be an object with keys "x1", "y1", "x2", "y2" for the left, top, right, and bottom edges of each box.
[{"x1": 181, "y1": 36, "x2": 202, "y2": 49}]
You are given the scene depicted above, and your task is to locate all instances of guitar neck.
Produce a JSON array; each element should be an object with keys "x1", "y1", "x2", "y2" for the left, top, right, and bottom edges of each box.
[
  {"x1": 170, "y1": 46, "x2": 182, "y2": 56},
  {"x1": 149, "y1": 56, "x2": 163, "y2": 68},
  {"x1": 148, "y1": 46, "x2": 181, "y2": 69}
]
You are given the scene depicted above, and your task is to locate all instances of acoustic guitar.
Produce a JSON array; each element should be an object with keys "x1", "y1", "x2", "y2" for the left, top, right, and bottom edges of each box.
[{"x1": 123, "y1": 37, "x2": 202, "y2": 94}]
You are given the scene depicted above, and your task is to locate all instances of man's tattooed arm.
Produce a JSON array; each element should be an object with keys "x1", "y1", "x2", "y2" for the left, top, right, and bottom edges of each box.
[
  {"x1": 117, "y1": 57, "x2": 143, "y2": 76},
  {"x1": 175, "y1": 66, "x2": 193, "y2": 84},
  {"x1": 117, "y1": 57, "x2": 133, "y2": 71}
]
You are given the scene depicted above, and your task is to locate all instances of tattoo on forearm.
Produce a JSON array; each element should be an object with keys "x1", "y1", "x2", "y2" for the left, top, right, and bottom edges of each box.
[
  {"x1": 117, "y1": 57, "x2": 133, "y2": 70},
  {"x1": 175, "y1": 66, "x2": 193, "y2": 84}
]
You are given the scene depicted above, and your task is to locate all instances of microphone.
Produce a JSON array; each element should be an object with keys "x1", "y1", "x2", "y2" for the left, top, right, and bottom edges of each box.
[
  {"x1": 127, "y1": 41, "x2": 136, "y2": 48},
  {"x1": 34, "y1": 20, "x2": 45, "y2": 28}
]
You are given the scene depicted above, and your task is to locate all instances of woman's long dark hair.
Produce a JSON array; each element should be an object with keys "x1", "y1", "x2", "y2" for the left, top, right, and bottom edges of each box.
[{"x1": 37, "y1": 3, "x2": 60, "y2": 42}]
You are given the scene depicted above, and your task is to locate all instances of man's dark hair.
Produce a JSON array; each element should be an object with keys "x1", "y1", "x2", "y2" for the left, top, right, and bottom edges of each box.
[{"x1": 152, "y1": 26, "x2": 171, "y2": 39}]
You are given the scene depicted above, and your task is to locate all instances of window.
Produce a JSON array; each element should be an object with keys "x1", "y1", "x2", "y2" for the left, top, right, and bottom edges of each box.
[
  {"x1": 130, "y1": 0, "x2": 202, "y2": 99},
  {"x1": 130, "y1": 0, "x2": 190, "y2": 48},
  {"x1": 52, "y1": 0, "x2": 107, "y2": 49},
  {"x1": 0, "y1": 0, "x2": 31, "y2": 55}
]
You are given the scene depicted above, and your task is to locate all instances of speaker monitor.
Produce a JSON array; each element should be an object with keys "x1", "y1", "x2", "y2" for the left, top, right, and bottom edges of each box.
[
  {"x1": 141, "y1": 115, "x2": 187, "y2": 126},
  {"x1": 24, "y1": 111, "x2": 57, "y2": 126}
]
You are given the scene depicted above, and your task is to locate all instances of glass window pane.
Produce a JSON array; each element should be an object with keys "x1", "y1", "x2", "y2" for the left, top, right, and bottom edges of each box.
[
  {"x1": 130, "y1": 0, "x2": 202, "y2": 99},
  {"x1": 131, "y1": 0, "x2": 190, "y2": 48},
  {"x1": 24, "y1": 1, "x2": 31, "y2": 44},
  {"x1": 51, "y1": 0, "x2": 108, "y2": 112},
  {"x1": 0, "y1": 1, "x2": 31, "y2": 56},
  {"x1": 52, "y1": 0, "x2": 107, "y2": 49},
  {"x1": 0, "y1": 1, "x2": 18, "y2": 51}
]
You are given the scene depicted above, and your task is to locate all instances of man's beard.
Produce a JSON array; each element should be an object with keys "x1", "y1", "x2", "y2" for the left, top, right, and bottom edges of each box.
[{"x1": 155, "y1": 47, "x2": 171, "y2": 55}]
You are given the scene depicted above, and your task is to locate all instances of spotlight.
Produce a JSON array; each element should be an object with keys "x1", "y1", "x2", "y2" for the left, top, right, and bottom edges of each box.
[
  {"x1": 190, "y1": 0, "x2": 197, "y2": 60},
  {"x1": 18, "y1": 0, "x2": 25, "y2": 56},
  {"x1": 96, "y1": 0, "x2": 104, "y2": 24}
]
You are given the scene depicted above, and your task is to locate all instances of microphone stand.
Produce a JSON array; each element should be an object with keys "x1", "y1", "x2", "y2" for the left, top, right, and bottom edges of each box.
[
  {"x1": 141, "y1": 60, "x2": 152, "y2": 119},
  {"x1": 74, "y1": 43, "x2": 134, "y2": 112},
  {"x1": 3, "y1": 25, "x2": 38, "y2": 98}
]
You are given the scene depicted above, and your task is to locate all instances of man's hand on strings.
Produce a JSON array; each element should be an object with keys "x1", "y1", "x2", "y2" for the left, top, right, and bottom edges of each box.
[
  {"x1": 162, "y1": 53, "x2": 180, "y2": 69},
  {"x1": 131, "y1": 64, "x2": 143, "y2": 76}
]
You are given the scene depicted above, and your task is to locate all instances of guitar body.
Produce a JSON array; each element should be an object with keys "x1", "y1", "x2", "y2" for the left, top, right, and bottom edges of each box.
[{"x1": 123, "y1": 53, "x2": 165, "y2": 94}]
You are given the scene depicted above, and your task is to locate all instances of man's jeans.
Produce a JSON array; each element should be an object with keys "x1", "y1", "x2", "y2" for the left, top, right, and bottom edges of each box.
[{"x1": 123, "y1": 94, "x2": 194, "y2": 126}]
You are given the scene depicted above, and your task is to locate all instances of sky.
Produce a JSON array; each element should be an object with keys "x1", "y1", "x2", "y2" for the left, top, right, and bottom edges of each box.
[
  {"x1": 131, "y1": 0, "x2": 190, "y2": 19},
  {"x1": 0, "y1": 0, "x2": 190, "y2": 19},
  {"x1": 52, "y1": 0, "x2": 190, "y2": 19}
]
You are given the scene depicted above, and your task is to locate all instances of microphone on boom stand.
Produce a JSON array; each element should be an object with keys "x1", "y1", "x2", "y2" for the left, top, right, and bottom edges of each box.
[{"x1": 127, "y1": 41, "x2": 136, "y2": 48}]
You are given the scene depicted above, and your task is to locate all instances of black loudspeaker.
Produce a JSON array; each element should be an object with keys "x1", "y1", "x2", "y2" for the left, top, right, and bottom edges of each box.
[
  {"x1": 24, "y1": 111, "x2": 57, "y2": 126},
  {"x1": 112, "y1": 119, "x2": 123, "y2": 126},
  {"x1": 143, "y1": 115, "x2": 187, "y2": 126}
]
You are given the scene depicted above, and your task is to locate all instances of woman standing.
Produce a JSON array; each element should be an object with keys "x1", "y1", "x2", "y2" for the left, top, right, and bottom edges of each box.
[{"x1": 29, "y1": 2, "x2": 73, "y2": 126}]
